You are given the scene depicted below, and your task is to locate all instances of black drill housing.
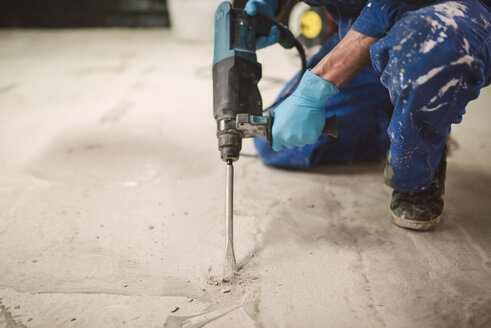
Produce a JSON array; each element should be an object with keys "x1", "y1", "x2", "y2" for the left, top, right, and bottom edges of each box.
[{"x1": 213, "y1": 55, "x2": 263, "y2": 161}]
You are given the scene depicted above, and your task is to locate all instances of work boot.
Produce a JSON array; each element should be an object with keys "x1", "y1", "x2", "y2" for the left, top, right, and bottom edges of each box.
[{"x1": 389, "y1": 147, "x2": 447, "y2": 231}]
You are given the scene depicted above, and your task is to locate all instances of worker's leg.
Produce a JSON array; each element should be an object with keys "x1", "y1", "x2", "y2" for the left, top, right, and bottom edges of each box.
[
  {"x1": 254, "y1": 34, "x2": 393, "y2": 168},
  {"x1": 370, "y1": 0, "x2": 490, "y2": 229}
]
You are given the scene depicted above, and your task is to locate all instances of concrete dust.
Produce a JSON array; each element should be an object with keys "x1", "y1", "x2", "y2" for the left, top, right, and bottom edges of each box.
[{"x1": 0, "y1": 29, "x2": 490, "y2": 327}]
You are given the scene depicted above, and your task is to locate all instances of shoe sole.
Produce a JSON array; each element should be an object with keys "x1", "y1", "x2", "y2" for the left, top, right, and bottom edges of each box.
[{"x1": 389, "y1": 206, "x2": 442, "y2": 231}]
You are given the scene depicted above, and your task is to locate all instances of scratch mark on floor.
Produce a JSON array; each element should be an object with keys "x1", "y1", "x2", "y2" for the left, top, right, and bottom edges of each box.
[
  {"x1": 164, "y1": 304, "x2": 241, "y2": 328},
  {"x1": 0, "y1": 84, "x2": 17, "y2": 95},
  {"x1": 446, "y1": 216, "x2": 491, "y2": 268},
  {"x1": 0, "y1": 300, "x2": 28, "y2": 328}
]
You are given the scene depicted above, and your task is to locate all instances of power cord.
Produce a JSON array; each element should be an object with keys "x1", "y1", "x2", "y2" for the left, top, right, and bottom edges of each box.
[{"x1": 264, "y1": 23, "x2": 307, "y2": 112}]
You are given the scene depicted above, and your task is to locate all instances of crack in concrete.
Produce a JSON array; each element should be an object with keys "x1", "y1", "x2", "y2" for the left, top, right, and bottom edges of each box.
[
  {"x1": 164, "y1": 304, "x2": 241, "y2": 328},
  {"x1": 354, "y1": 247, "x2": 387, "y2": 327}
]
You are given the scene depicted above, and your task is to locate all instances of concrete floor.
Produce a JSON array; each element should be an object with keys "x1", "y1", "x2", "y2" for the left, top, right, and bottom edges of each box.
[{"x1": 0, "y1": 29, "x2": 490, "y2": 328}]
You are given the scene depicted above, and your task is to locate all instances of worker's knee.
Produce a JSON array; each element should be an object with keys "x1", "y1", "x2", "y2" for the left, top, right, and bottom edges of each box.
[
  {"x1": 370, "y1": 1, "x2": 489, "y2": 148},
  {"x1": 370, "y1": 1, "x2": 487, "y2": 103}
]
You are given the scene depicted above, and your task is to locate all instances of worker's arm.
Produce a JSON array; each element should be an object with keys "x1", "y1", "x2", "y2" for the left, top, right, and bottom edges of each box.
[
  {"x1": 311, "y1": 30, "x2": 379, "y2": 88},
  {"x1": 271, "y1": 30, "x2": 380, "y2": 151}
]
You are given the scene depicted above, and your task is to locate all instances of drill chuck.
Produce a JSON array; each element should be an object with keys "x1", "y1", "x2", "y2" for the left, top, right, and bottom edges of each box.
[{"x1": 217, "y1": 126, "x2": 242, "y2": 161}]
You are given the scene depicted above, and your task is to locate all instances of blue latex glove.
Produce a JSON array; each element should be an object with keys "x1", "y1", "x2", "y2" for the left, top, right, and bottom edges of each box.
[
  {"x1": 244, "y1": 0, "x2": 280, "y2": 49},
  {"x1": 272, "y1": 70, "x2": 339, "y2": 151}
]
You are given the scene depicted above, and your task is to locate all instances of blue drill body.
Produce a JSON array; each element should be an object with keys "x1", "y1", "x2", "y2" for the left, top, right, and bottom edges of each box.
[{"x1": 213, "y1": 2, "x2": 258, "y2": 67}]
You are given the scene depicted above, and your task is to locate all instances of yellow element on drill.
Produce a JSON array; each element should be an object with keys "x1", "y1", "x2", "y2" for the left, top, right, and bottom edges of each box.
[{"x1": 299, "y1": 10, "x2": 322, "y2": 39}]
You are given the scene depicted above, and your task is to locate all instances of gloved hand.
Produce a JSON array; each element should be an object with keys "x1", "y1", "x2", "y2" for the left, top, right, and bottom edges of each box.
[
  {"x1": 244, "y1": 0, "x2": 280, "y2": 49},
  {"x1": 272, "y1": 70, "x2": 339, "y2": 151}
]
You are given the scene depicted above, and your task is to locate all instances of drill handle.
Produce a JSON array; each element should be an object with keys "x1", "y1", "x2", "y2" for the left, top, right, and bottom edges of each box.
[
  {"x1": 266, "y1": 115, "x2": 338, "y2": 148},
  {"x1": 322, "y1": 115, "x2": 338, "y2": 138}
]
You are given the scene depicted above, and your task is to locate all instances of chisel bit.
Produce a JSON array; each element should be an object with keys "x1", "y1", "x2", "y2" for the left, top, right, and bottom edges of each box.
[{"x1": 223, "y1": 159, "x2": 237, "y2": 280}]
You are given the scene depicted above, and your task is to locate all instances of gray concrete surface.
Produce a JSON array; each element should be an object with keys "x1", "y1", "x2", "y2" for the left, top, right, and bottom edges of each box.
[{"x1": 0, "y1": 29, "x2": 490, "y2": 328}]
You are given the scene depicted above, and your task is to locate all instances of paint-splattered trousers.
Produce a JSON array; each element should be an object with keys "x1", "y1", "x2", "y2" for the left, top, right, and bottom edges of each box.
[{"x1": 255, "y1": 0, "x2": 491, "y2": 192}]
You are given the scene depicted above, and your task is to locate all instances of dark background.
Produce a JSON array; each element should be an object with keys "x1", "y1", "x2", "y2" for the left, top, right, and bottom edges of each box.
[{"x1": 0, "y1": 0, "x2": 170, "y2": 27}]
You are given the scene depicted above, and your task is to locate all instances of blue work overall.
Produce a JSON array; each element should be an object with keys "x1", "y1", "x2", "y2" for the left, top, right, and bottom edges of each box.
[{"x1": 255, "y1": 0, "x2": 491, "y2": 192}]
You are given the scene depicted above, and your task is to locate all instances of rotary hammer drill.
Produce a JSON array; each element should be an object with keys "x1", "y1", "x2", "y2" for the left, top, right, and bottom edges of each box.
[{"x1": 212, "y1": 1, "x2": 337, "y2": 277}]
